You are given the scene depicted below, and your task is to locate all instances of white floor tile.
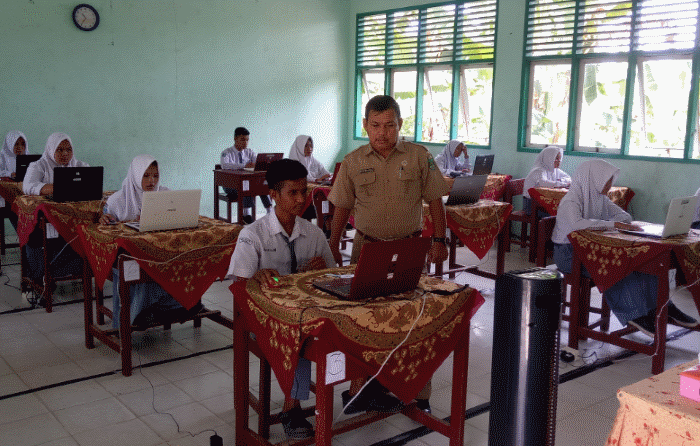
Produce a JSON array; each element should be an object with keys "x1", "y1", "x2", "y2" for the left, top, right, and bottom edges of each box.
[
  {"x1": 71, "y1": 418, "x2": 162, "y2": 446},
  {"x1": 0, "y1": 412, "x2": 69, "y2": 446},
  {"x1": 52, "y1": 397, "x2": 135, "y2": 435}
]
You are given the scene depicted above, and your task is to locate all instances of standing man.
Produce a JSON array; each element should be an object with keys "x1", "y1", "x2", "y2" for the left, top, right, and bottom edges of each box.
[
  {"x1": 220, "y1": 126, "x2": 272, "y2": 223},
  {"x1": 327, "y1": 95, "x2": 450, "y2": 413}
]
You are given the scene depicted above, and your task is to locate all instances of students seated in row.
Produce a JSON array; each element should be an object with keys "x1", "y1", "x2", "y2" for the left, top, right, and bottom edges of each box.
[
  {"x1": 288, "y1": 134, "x2": 329, "y2": 220},
  {"x1": 552, "y1": 159, "x2": 698, "y2": 336},
  {"x1": 22, "y1": 133, "x2": 86, "y2": 295},
  {"x1": 523, "y1": 146, "x2": 571, "y2": 215},
  {"x1": 99, "y1": 155, "x2": 190, "y2": 327},
  {"x1": 220, "y1": 126, "x2": 271, "y2": 223},
  {"x1": 228, "y1": 159, "x2": 335, "y2": 440},
  {"x1": 435, "y1": 139, "x2": 471, "y2": 177},
  {"x1": 0, "y1": 130, "x2": 28, "y2": 226}
]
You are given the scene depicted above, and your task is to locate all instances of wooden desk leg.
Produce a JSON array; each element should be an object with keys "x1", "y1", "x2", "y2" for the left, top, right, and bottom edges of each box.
[
  {"x1": 233, "y1": 305, "x2": 251, "y2": 445},
  {"x1": 83, "y1": 259, "x2": 95, "y2": 349},
  {"x1": 568, "y1": 257, "x2": 583, "y2": 350},
  {"x1": 652, "y1": 257, "x2": 671, "y2": 375},
  {"x1": 237, "y1": 196, "x2": 244, "y2": 225},
  {"x1": 315, "y1": 353, "x2": 333, "y2": 446},
  {"x1": 119, "y1": 261, "x2": 133, "y2": 376},
  {"x1": 450, "y1": 330, "x2": 470, "y2": 446},
  {"x1": 214, "y1": 187, "x2": 220, "y2": 221},
  {"x1": 42, "y1": 217, "x2": 52, "y2": 313},
  {"x1": 447, "y1": 229, "x2": 457, "y2": 279},
  {"x1": 258, "y1": 357, "x2": 271, "y2": 439}
]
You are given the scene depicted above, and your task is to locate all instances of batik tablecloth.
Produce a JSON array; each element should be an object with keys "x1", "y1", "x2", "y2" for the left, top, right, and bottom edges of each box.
[
  {"x1": 78, "y1": 217, "x2": 241, "y2": 310},
  {"x1": 529, "y1": 186, "x2": 635, "y2": 216},
  {"x1": 422, "y1": 200, "x2": 512, "y2": 259},
  {"x1": 444, "y1": 173, "x2": 512, "y2": 201},
  {"x1": 607, "y1": 361, "x2": 700, "y2": 445},
  {"x1": 568, "y1": 228, "x2": 700, "y2": 304},
  {"x1": 0, "y1": 179, "x2": 23, "y2": 206},
  {"x1": 231, "y1": 267, "x2": 484, "y2": 403}
]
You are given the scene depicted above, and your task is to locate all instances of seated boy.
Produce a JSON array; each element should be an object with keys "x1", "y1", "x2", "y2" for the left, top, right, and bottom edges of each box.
[
  {"x1": 228, "y1": 158, "x2": 335, "y2": 439},
  {"x1": 220, "y1": 126, "x2": 272, "y2": 223}
]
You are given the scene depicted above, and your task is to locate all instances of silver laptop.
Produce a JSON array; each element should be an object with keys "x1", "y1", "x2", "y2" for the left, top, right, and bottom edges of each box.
[
  {"x1": 125, "y1": 189, "x2": 201, "y2": 232},
  {"x1": 444, "y1": 174, "x2": 488, "y2": 206},
  {"x1": 620, "y1": 196, "x2": 699, "y2": 239}
]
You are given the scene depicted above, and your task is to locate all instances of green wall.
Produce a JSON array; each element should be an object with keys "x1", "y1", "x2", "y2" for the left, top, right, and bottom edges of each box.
[
  {"x1": 1, "y1": 0, "x2": 351, "y2": 217},
  {"x1": 346, "y1": 0, "x2": 698, "y2": 223}
]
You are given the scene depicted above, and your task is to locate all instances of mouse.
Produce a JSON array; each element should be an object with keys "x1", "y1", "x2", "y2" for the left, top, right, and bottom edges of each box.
[{"x1": 560, "y1": 350, "x2": 575, "y2": 363}]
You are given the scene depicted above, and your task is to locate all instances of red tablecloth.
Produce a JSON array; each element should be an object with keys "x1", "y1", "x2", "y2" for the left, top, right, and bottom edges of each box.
[
  {"x1": 529, "y1": 186, "x2": 635, "y2": 216},
  {"x1": 422, "y1": 200, "x2": 512, "y2": 259},
  {"x1": 78, "y1": 217, "x2": 241, "y2": 310},
  {"x1": 231, "y1": 267, "x2": 484, "y2": 403},
  {"x1": 0, "y1": 180, "x2": 23, "y2": 206},
  {"x1": 569, "y1": 228, "x2": 700, "y2": 302},
  {"x1": 444, "y1": 173, "x2": 512, "y2": 201}
]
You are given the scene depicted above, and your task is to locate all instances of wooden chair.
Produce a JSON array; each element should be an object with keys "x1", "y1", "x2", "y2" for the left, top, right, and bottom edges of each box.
[
  {"x1": 0, "y1": 205, "x2": 19, "y2": 272},
  {"x1": 312, "y1": 188, "x2": 351, "y2": 261},
  {"x1": 214, "y1": 164, "x2": 236, "y2": 223},
  {"x1": 502, "y1": 178, "x2": 536, "y2": 257}
]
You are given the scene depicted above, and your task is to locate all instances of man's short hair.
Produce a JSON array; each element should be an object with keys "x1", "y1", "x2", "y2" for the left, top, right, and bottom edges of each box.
[
  {"x1": 365, "y1": 95, "x2": 402, "y2": 120},
  {"x1": 234, "y1": 127, "x2": 250, "y2": 138},
  {"x1": 266, "y1": 159, "x2": 308, "y2": 192}
]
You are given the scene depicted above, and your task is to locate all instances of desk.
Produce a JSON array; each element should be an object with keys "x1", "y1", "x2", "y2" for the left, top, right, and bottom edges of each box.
[
  {"x1": 607, "y1": 360, "x2": 700, "y2": 445},
  {"x1": 528, "y1": 186, "x2": 634, "y2": 216},
  {"x1": 444, "y1": 173, "x2": 512, "y2": 201},
  {"x1": 78, "y1": 217, "x2": 241, "y2": 375},
  {"x1": 231, "y1": 267, "x2": 484, "y2": 446},
  {"x1": 213, "y1": 168, "x2": 269, "y2": 224},
  {"x1": 567, "y1": 228, "x2": 700, "y2": 375},
  {"x1": 423, "y1": 200, "x2": 512, "y2": 279}
]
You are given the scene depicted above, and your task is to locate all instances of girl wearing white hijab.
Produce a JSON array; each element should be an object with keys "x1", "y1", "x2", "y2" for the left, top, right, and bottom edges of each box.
[
  {"x1": 434, "y1": 140, "x2": 471, "y2": 177},
  {"x1": 23, "y1": 132, "x2": 89, "y2": 196},
  {"x1": 551, "y1": 159, "x2": 698, "y2": 336},
  {"x1": 288, "y1": 135, "x2": 331, "y2": 182},
  {"x1": 692, "y1": 187, "x2": 700, "y2": 230},
  {"x1": 0, "y1": 130, "x2": 28, "y2": 210},
  {"x1": 523, "y1": 146, "x2": 571, "y2": 214},
  {"x1": 100, "y1": 155, "x2": 190, "y2": 328}
]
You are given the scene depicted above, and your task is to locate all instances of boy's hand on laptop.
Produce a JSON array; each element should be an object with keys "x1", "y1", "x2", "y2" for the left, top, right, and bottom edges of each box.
[
  {"x1": 253, "y1": 269, "x2": 282, "y2": 287},
  {"x1": 99, "y1": 213, "x2": 117, "y2": 225},
  {"x1": 299, "y1": 256, "x2": 326, "y2": 273},
  {"x1": 614, "y1": 222, "x2": 642, "y2": 231}
]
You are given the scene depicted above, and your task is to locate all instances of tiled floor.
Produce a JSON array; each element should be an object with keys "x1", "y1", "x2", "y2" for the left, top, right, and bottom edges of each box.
[{"x1": 1, "y1": 231, "x2": 699, "y2": 446}]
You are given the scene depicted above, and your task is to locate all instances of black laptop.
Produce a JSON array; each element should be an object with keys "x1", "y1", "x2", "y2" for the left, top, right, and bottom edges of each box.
[
  {"x1": 14, "y1": 154, "x2": 41, "y2": 181},
  {"x1": 49, "y1": 167, "x2": 104, "y2": 202},
  {"x1": 472, "y1": 154, "x2": 495, "y2": 176},
  {"x1": 252, "y1": 153, "x2": 284, "y2": 171},
  {"x1": 444, "y1": 174, "x2": 489, "y2": 206}
]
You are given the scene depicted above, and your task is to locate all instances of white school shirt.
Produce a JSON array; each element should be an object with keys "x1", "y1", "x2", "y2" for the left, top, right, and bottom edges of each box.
[
  {"x1": 228, "y1": 209, "x2": 335, "y2": 278},
  {"x1": 220, "y1": 146, "x2": 256, "y2": 171}
]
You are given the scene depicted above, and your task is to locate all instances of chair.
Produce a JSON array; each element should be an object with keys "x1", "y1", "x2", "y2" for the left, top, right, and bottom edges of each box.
[
  {"x1": 502, "y1": 178, "x2": 535, "y2": 256},
  {"x1": 0, "y1": 205, "x2": 19, "y2": 272},
  {"x1": 312, "y1": 188, "x2": 351, "y2": 260},
  {"x1": 214, "y1": 164, "x2": 236, "y2": 223}
]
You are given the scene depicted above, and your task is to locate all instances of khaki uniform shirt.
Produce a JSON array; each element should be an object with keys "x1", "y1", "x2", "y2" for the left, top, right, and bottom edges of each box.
[{"x1": 328, "y1": 141, "x2": 450, "y2": 240}]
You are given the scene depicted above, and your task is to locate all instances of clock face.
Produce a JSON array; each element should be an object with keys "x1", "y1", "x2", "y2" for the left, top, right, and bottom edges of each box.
[{"x1": 72, "y1": 4, "x2": 99, "y2": 31}]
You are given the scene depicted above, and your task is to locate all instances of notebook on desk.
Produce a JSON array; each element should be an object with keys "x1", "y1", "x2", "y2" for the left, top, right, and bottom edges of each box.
[
  {"x1": 124, "y1": 189, "x2": 201, "y2": 232},
  {"x1": 47, "y1": 167, "x2": 103, "y2": 202},
  {"x1": 14, "y1": 154, "x2": 41, "y2": 182},
  {"x1": 619, "y1": 196, "x2": 699, "y2": 239},
  {"x1": 312, "y1": 236, "x2": 431, "y2": 301},
  {"x1": 444, "y1": 174, "x2": 488, "y2": 206},
  {"x1": 472, "y1": 154, "x2": 494, "y2": 176}
]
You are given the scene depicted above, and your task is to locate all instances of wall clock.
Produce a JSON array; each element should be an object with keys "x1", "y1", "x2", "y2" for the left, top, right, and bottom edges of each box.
[{"x1": 72, "y1": 4, "x2": 99, "y2": 31}]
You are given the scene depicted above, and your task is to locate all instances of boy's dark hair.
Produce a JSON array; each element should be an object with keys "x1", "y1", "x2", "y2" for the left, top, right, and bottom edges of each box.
[
  {"x1": 365, "y1": 95, "x2": 402, "y2": 120},
  {"x1": 266, "y1": 159, "x2": 308, "y2": 192},
  {"x1": 234, "y1": 127, "x2": 250, "y2": 138}
]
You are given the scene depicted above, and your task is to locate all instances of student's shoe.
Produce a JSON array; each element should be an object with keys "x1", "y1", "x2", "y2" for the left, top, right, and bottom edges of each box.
[
  {"x1": 628, "y1": 313, "x2": 656, "y2": 337},
  {"x1": 341, "y1": 389, "x2": 404, "y2": 414},
  {"x1": 279, "y1": 406, "x2": 314, "y2": 440},
  {"x1": 415, "y1": 399, "x2": 432, "y2": 414},
  {"x1": 667, "y1": 302, "x2": 699, "y2": 328}
]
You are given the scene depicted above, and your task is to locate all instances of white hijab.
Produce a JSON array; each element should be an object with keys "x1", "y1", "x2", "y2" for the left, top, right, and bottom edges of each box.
[
  {"x1": 0, "y1": 130, "x2": 28, "y2": 176},
  {"x1": 32, "y1": 132, "x2": 87, "y2": 183},
  {"x1": 105, "y1": 155, "x2": 168, "y2": 221},
  {"x1": 438, "y1": 140, "x2": 463, "y2": 171},
  {"x1": 288, "y1": 135, "x2": 313, "y2": 169},
  {"x1": 531, "y1": 146, "x2": 562, "y2": 178},
  {"x1": 563, "y1": 159, "x2": 619, "y2": 220}
]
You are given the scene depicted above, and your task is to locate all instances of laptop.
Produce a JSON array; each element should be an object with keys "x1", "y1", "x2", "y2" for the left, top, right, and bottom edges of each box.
[
  {"x1": 312, "y1": 236, "x2": 431, "y2": 301},
  {"x1": 242, "y1": 153, "x2": 283, "y2": 172},
  {"x1": 444, "y1": 174, "x2": 489, "y2": 206},
  {"x1": 472, "y1": 154, "x2": 495, "y2": 176},
  {"x1": 124, "y1": 189, "x2": 201, "y2": 232},
  {"x1": 318, "y1": 162, "x2": 342, "y2": 186},
  {"x1": 619, "y1": 196, "x2": 699, "y2": 239},
  {"x1": 14, "y1": 154, "x2": 41, "y2": 181},
  {"x1": 48, "y1": 167, "x2": 104, "y2": 202}
]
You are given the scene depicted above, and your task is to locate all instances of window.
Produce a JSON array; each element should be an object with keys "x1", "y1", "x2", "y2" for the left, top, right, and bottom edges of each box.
[
  {"x1": 522, "y1": 0, "x2": 700, "y2": 161},
  {"x1": 355, "y1": 1, "x2": 497, "y2": 146}
]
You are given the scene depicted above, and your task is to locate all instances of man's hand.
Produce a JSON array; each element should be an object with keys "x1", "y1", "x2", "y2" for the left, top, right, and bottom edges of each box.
[
  {"x1": 252, "y1": 268, "x2": 281, "y2": 287},
  {"x1": 614, "y1": 221, "x2": 643, "y2": 232},
  {"x1": 330, "y1": 245, "x2": 343, "y2": 267},
  {"x1": 426, "y1": 242, "x2": 448, "y2": 264},
  {"x1": 300, "y1": 256, "x2": 327, "y2": 272}
]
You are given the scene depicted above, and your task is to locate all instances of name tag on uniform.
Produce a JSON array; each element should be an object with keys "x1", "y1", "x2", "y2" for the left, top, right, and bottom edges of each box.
[{"x1": 359, "y1": 168, "x2": 374, "y2": 174}]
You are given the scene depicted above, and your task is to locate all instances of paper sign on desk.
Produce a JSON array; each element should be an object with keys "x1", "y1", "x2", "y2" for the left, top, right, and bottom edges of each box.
[
  {"x1": 322, "y1": 200, "x2": 329, "y2": 214},
  {"x1": 46, "y1": 223, "x2": 59, "y2": 239},
  {"x1": 680, "y1": 364, "x2": 700, "y2": 402},
  {"x1": 325, "y1": 351, "x2": 346, "y2": 384},
  {"x1": 243, "y1": 180, "x2": 249, "y2": 192},
  {"x1": 123, "y1": 260, "x2": 140, "y2": 282}
]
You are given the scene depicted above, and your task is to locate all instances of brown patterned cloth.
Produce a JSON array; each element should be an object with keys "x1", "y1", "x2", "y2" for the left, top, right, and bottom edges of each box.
[
  {"x1": 12, "y1": 194, "x2": 113, "y2": 255},
  {"x1": 569, "y1": 229, "x2": 700, "y2": 303},
  {"x1": 607, "y1": 361, "x2": 700, "y2": 445},
  {"x1": 423, "y1": 200, "x2": 512, "y2": 258},
  {"x1": 231, "y1": 267, "x2": 484, "y2": 403},
  {"x1": 443, "y1": 174, "x2": 512, "y2": 201},
  {"x1": 0, "y1": 180, "x2": 23, "y2": 206},
  {"x1": 79, "y1": 217, "x2": 241, "y2": 310},
  {"x1": 529, "y1": 186, "x2": 635, "y2": 216}
]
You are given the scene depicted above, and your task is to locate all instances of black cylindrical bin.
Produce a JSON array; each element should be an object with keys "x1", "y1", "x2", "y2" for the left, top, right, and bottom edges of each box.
[{"x1": 488, "y1": 267, "x2": 563, "y2": 446}]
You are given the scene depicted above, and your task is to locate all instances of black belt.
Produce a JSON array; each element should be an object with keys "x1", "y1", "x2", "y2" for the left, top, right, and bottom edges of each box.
[{"x1": 355, "y1": 229, "x2": 423, "y2": 243}]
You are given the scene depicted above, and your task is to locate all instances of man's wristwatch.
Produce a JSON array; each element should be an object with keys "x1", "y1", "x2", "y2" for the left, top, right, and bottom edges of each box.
[{"x1": 431, "y1": 237, "x2": 447, "y2": 245}]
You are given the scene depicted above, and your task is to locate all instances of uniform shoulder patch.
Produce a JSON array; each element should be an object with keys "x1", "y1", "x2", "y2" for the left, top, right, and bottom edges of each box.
[{"x1": 427, "y1": 153, "x2": 436, "y2": 170}]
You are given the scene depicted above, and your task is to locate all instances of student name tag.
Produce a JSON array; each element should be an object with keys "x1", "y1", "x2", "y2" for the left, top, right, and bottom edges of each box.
[
  {"x1": 325, "y1": 351, "x2": 346, "y2": 384},
  {"x1": 322, "y1": 200, "x2": 329, "y2": 214},
  {"x1": 46, "y1": 223, "x2": 59, "y2": 239},
  {"x1": 123, "y1": 260, "x2": 140, "y2": 282},
  {"x1": 243, "y1": 180, "x2": 250, "y2": 191}
]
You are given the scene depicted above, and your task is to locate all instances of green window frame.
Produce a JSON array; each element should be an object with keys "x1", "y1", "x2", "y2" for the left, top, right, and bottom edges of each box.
[
  {"x1": 354, "y1": 0, "x2": 497, "y2": 148},
  {"x1": 520, "y1": 0, "x2": 700, "y2": 162}
]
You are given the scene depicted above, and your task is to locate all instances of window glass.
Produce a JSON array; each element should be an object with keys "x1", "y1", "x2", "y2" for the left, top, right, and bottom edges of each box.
[
  {"x1": 422, "y1": 67, "x2": 453, "y2": 143},
  {"x1": 528, "y1": 63, "x2": 571, "y2": 146},
  {"x1": 458, "y1": 65, "x2": 493, "y2": 145},
  {"x1": 391, "y1": 70, "x2": 417, "y2": 140}
]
